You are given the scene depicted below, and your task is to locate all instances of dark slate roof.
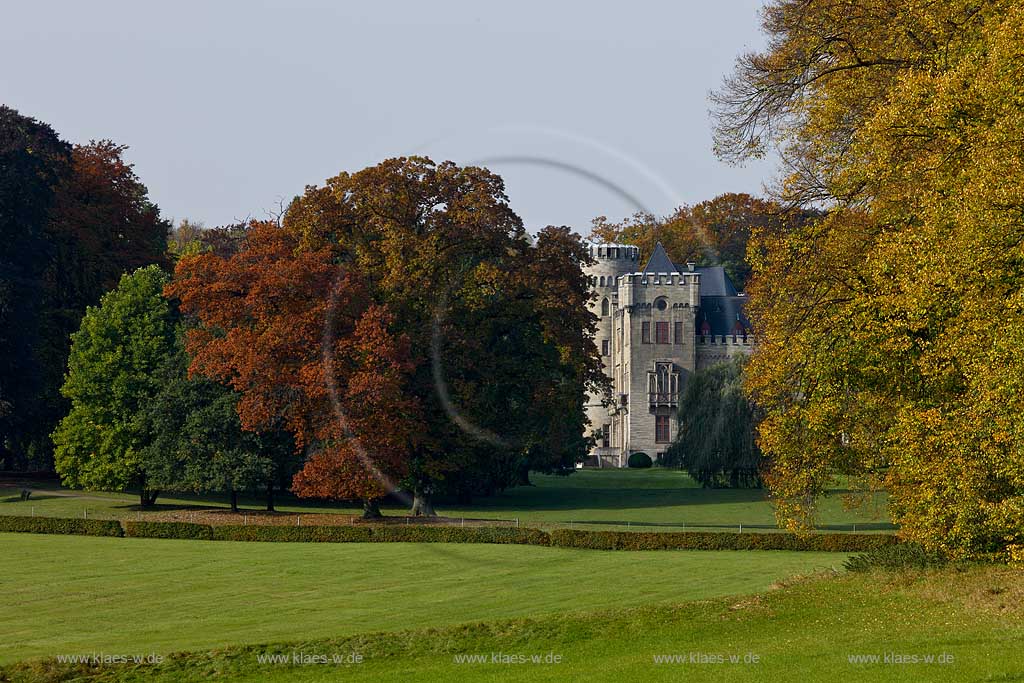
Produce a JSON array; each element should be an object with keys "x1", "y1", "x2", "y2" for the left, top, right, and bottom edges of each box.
[
  {"x1": 686, "y1": 265, "x2": 738, "y2": 297},
  {"x1": 641, "y1": 242, "x2": 677, "y2": 274},
  {"x1": 639, "y1": 242, "x2": 747, "y2": 335},
  {"x1": 697, "y1": 296, "x2": 751, "y2": 337}
]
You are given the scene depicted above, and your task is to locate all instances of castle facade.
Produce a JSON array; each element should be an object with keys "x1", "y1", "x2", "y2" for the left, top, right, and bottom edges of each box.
[{"x1": 583, "y1": 242, "x2": 752, "y2": 467}]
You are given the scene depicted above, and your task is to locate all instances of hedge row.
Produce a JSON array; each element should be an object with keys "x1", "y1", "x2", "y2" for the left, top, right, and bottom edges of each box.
[
  {"x1": 0, "y1": 515, "x2": 122, "y2": 537},
  {"x1": 124, "y1": 521, "x2": 213, "y2": 540},
  {"x1": 548, "y1": 529, "x2": 900, "y2": 552},
  {"x1": 210, "y1": 524, "x2": 549, "y2": 545},
  {"x1": 371, "y1": 525, "x2": 550, "y2": 545},
  {"x1": 0, "y1": 515, "x2": 901, "y2": 552},
  {"x1": 213, "y1": 524, "x2": 372, "y2": 543}
]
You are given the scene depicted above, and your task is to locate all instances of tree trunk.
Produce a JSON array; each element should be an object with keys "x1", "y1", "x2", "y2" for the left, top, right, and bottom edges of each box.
[
  {"x1": 515, "y1": 464, "x2": 533, "y2": 487},
  {"x1": 139, "y1": 489, "x2": 160, "y2": 508},
  {"x1": 410, "y1": 487, "x2": 436, "y2": 517},
  {"x1": 265, "y1": 480, "x2": 275, "y2": 512},
  {"x1": 362, "y1": 498, "x2": 383, "y2": 519},
  {"x1": 229, "y1": 489, "x2": 239, "y2": 513}
]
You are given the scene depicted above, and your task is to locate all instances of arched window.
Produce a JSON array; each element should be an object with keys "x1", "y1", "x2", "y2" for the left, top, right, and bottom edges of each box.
[{"x1": 601, "y1": 298, "x2": 610, "y2": 316}]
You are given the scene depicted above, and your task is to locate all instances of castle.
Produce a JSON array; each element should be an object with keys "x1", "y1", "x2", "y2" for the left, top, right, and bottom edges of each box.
[{"x1": 583, "y1": 242, "x2": 752, "y2": 467}]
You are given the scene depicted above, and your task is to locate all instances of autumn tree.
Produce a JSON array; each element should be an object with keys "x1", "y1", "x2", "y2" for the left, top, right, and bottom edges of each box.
[
  {"x1": 589, "y1": 194, "x2": 813, "y2": 291},
  {"x1": 662, "y1": 358, "x2": 761, "y2": 488},
  {"x1": 169, "y1": 220, "x2": 249, "y2": 260},
  {"x1": 52, "y1": 265, "x2": 176, "y2": 506},
  {"x1": 279, "y1": 157, "x2": 605, "y2": 513},
  {"x1": 714, "y1": 0, "x2": 1024, "y2": 558},
  {"x1": 168, "y1": 221, "x2": 421, "y2": 518}
]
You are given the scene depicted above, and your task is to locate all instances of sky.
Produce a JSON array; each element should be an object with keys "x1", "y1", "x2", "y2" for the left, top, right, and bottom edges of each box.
[{"x1": 3, "y1": 0, "x2": 776, "y2": 234}]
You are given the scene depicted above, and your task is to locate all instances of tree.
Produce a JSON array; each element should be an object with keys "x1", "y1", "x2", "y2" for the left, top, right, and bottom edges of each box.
[
  {"x1": 588, "y1": 194, "x2": 814, "y2": 291},
  {"x1": 663, "y1": 358, "x2": 762, "y2": 488},
  {"x1": 138, "y1": 329, "x2": 296, "y2": 512},
  {"x1": 52, "y1": 265, "x2": 176, "y2": 506},
  {"x1": 169, "y1": 220, "x2": 249, "y2": 260},
  {"x1": 511, "y1": 226, "x2": 608, "y2": 485},
  {"x1": 713, "y1": 0, "x2": 1024, "y2": 558},
  {"x1": 168, "y1": 221, "x2": 421, "y2": 518},
  {"x1": 0, "y1": 106, "x2": 71, "y2": 469},
  {"x1": 280, "y1": 157, "x2": 605, "y2": 513}
]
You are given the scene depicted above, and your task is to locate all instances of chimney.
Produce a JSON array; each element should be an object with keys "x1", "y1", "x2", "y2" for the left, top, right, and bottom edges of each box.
[{"x1": 685, "y1": 261, "x2": 696, "y2": 272}]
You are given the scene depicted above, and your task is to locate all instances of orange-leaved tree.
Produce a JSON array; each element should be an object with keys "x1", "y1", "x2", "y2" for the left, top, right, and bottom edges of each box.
[{"x1": 167, "y1": 221, "x2": 422, "y2": 517}]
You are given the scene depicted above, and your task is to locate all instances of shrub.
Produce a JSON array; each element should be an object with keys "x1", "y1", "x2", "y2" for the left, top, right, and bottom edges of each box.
[
  {"x1": 627, "y1": 452, "x2": 652, "y2": 469},
  {"x1": 370, "y1": 525, "x2": 550, "y2": 545},
  {"x1": 212, "y1": 525, "x2": 373, "y2": 543},
  {"x1": 0, "y1": 515, "x2": 122, "y2": 537},
  {"x1": 843, "y1": 542, "x2": 946, "y2": 572},
  {"x1": 124, "y1": 521, "x2": 213, "y2": 540},
  {"x1": 549, "y1": 528, "x2": 899, "y2": 552}
]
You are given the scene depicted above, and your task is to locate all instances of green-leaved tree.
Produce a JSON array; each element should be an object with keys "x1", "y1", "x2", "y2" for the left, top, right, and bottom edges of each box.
[{"x1": 52, "y1": 265, "x2": 175, "y2": 506}]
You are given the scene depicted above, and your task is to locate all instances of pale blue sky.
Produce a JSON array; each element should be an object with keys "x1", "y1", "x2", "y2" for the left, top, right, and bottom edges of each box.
[{"x1": 3, "y1": 0, "x2": 774, "y2": 233}]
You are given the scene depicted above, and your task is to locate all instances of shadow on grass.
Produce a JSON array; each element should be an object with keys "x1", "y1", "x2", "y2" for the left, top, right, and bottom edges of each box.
[{"x1": 1, "y1": 494, "x2": 65, "y2": 503}]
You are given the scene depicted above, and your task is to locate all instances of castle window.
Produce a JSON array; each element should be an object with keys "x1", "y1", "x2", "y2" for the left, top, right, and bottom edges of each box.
[
  {"x1": 654, "y1": 297, "x2": 667, "y2": 311},
  {"x1": 641, "y1": 322, "x2": 651, "y2": 344},
  {"x1": 655, "y1": 321, "x2": 669, "y2": 344},
  {"x1": 601, "y1": 339, "x2": 610, "y2": 356},
  {"x1": 655, "y1": 415, "x2": 670, "y2": 443},
  {"x1": 610, "y1": 247, "x2": 618, "y2": 258},
  {"x1": 602, "y1": 424, "x2": 610, "y2": 448},
  {"x1": 674, "y1": 321, "x2": 683, "y2": 344},
  {"x1": 601, "y1": 298, "x2": 609, "y2": 316}
]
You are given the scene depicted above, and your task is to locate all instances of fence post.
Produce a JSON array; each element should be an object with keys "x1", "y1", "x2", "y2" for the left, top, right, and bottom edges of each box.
[
  {"x1": 244, "y1": 515, "x2": 248, "y2": 526},
  {"x1": 515, "y1": 517, "x2": 519, "y2": 528},
  {"x1": 31, "y1": 506, "x2": 35, "y2": 517},
  {"x1": 739, "y1": 523, "x2": 742, "y2": 534},
  {"x1": 853, "y1": 523, "x2": 857, "y2": 533},
  {"x1": 296, "y1": 515, "x2": 300, "y2": 526},
  {"x1": 84, "y1": 508, "x2": 87, "y2": 519}
]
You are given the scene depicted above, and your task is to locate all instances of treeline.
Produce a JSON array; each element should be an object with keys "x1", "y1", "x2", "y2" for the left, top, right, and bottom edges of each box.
[
  {"x1": 2, "y1": 112, "x2": 615, "y2": 515},
  {"x1": 0, "y1": 108, "x2": 168, "y2": 471}
]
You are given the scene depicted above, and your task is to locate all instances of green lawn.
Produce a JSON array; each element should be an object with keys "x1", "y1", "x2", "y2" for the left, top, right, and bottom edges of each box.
[
  {"x1": 0, "y1": 533, "x2": 849, "y2": 666},
  {"x1": 5, "y1": 558, "x2": 1020, "y2": 682},
  {"x1": 0, "y1": 468, "x2": 892, "y2": 532}
]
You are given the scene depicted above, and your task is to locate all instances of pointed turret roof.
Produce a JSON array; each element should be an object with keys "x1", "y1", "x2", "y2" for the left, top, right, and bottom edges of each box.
[{"x1": 641, "y1": 241, "x2": 676, "y2": 274}]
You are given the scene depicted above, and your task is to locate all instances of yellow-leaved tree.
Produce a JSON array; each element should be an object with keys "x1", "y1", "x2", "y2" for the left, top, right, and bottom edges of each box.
[{"x1": 714, "y1": 0, "x2": 1024, "y2": 558}]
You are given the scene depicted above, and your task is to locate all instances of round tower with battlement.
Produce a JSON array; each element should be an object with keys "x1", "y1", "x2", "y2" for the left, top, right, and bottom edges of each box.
[{"x1": 583, "y1": 243, "x2": 639, "y2": 460}]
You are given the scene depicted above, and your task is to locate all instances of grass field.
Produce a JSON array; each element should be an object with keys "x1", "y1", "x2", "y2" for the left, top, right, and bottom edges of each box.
[
  {"x1": 0, "y1": 533, "x2": 850, "y2": 666},
  {"x1": 0, "y1": 468, "x2": 892, "y2": 532},
  {"x1": 4, "y1": 553, "x2": 1020, "y2": 682}
]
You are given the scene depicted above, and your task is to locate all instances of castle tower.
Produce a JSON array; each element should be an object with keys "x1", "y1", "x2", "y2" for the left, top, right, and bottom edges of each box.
[
  {"x1": 582, "y1": 243, "x2": 639, "y2": 461},
  {"x1": 582, "y1": 240, "x2": 752, "y2": 467},
  {"x1": 616, "y1": 243, "x2": 699, "y2": 463}
]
